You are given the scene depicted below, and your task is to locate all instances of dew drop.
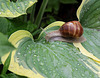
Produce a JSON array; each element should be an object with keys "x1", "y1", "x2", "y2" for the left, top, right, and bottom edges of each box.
[
  {"x1": 25, "y1": 4, "x2": 27, "y2": 5},
  {"x1": 49, "y1": 71, "x2": 51, "y2": 74},
  {"x1": 37, "y1": 58, "x2": 40, "y2": 62},
  {"x1": 16, "y1": 57, "x2": 19, "y2": 62},
  {"x1": 42, "y1": 41, "x2": 45, "y2": 43},
  {"x1": 29, "y1": 51, "x2": 31, "y2": 54},
  {"x1": 42, "y1": 68, "x2": 44, "y2": 70},
  {"x1": 40, "y1": 62, "x2": 44, "y2": 65},
  {"x1": 45, "y1": 71, "x2": 47, "y2": 74},
  {"x1": 1, "y1": 9, "x2": 3, "y2": 11},
  {"x1": 59, "y1": 47, "x2": 63, "y2": 50},
  {"x1": 32, "y1": 50, "x2": 36, "y2": 53},
  {"x1": 24, "y1": 54, "x2": 26, "y2": 56},
  {"x1": 33, "y1": 62, "x2": 35, "y2": 64},
  {"x1": 43, "y1": 57, "x2": 46, "y2": 60},
  {"x1": 16, "y1": 57, "x2": 19, "y2": 60},
  {"x1": 34, "y1": 54, "x2": 37, "y2": 57},
  {"x1": 27, "y1": 47, "x2": 29, "y2": 49},
  {"x1": 17, "y1": 52, "x2": 20, "y2": 55},
  {"x1": 28, "y1": 45, "x2": 30, "y2": 47},
  {"x1": 82, "y1": 74, "x2": 85, "y2": 76},
  {"x1": 52, "y1": 45, "x2": 55, "y2": 47},
  {"x1": 18, "y1": 7, "x2": 20, "y2": 9},
  {"x1": 56, "y1": 43, "x2": 59, "y2": 45},
  {"x1": 13, "y1": 12, "x2": 16, "y2": 14},
  {"x1": 75, "y1": 68, "x2": 78, "y2": 70},
  {"x1": 53, "y1": 70, "x2": 55, "y2": 73},
  {"x1": 16, "y1": 59, "x2": 19, "y2": 63},
  {"x1": 43, "y1": 49, "x2": 46, "y2": 52},
  {"x1": 77, "y1": 63, "x2": 79, "y2": 65}
]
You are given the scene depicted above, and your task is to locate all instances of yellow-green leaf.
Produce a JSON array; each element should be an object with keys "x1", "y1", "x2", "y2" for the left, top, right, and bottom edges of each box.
[{"x1": 0, "y1": 0, "x2": 37, "y2": 18}]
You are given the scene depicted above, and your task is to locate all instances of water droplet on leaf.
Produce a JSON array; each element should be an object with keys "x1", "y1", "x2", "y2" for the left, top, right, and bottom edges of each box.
[
  {"x1": 40, "y1": 62, "x2": 44, "y2": 65},
  {"x1": 17, "y1": 52, "x2": 20, "y2": 55},
  {"x1": 18, "y1": 7, "x2": 20, "y2": 9},
  {"x1": 24, "y1": 54, "x2": 26, "y2": 56},
  {"x1": 34, "y1": 54, "x2": 37, "y2": 57}
]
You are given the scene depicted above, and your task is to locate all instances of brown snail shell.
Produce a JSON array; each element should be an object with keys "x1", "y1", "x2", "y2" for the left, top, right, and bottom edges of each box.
[
  {"x1": 59, "y1": 21, "x2": 83, "y2": 38},
  {"x1": 45, "y1": 21, "x2": 86, "y2": 43}
]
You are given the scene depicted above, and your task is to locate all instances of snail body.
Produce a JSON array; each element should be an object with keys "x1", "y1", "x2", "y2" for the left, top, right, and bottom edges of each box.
[{"x1": 45, "y1": 21, "x2": 86, "y2": 43}]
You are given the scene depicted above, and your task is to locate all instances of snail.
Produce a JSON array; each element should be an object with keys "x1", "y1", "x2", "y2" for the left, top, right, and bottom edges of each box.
[{"x1": 45, "y1": 21, "x2": 86, "y2": 43}]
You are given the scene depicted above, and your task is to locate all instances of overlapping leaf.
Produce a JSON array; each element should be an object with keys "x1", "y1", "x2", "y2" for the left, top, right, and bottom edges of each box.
[
  {"x1": 77, "y1": 0, "x2": 100, "y2": 29},
  {"x1": 0, "y1": 0, "x2": 37, "y2": 17},
  {"x1": 0, "y1": 33, "x2": 15, "y2": 57}
]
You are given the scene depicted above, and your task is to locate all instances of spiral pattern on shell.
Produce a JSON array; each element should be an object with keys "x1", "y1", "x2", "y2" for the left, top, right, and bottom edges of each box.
[{"x1": 59, "y1": 21, "x2": 83, "y2": 38}]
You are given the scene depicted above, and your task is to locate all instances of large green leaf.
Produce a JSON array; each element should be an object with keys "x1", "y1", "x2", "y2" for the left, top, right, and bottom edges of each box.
[
  {"x1": 1, "y1": 28, "x2": 100, "y2": 78},
  {"x1": 0, "y1": 0, "x2": 37, "y2": 17},
  {"x1": 1, "y1": 0, "x2": 100, "y2": 78},
  {"x1": 15, "y1": 37, "x2": 99, "y2": 78},
  {"x1": 0, "y1": 32, "x2": 15, "y2": 57},
  {"x1": 0, "y1": 17, "x2": 37, "y2": 37},
  {"x1": 0, "y1": 17, "x2": 27, "y2": 36},
  {"x1": 77, "y1": 0, "x2": 100, "y2": 29}
]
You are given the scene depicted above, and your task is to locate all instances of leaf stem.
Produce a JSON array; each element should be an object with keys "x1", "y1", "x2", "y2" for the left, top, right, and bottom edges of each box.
[
  {"x1": 30, "y1": 4, "x2": 36, "y2": 23},
  {"x1": 1, "y1": 51, "x2": 12, "y2": 75},
  {"x1": 35, "y1": 0, "x2": 48, "y2": 28}
]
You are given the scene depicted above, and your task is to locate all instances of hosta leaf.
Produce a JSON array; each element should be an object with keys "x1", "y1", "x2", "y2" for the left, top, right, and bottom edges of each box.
[
  {"x1": 76, "y1": 0, "x2": 100, "y2": 62},
  {"x1": 77, "y1": 0, "x2": 100, "y2": 29},
  {"x1": 39, "y1": 21, "x2": 100, "y2": 64},
  {"x1": 0, "y1": 17, "x2": 27, "y2": 36},
  {"x1": 0, "y1": 0, "x2": 37, "y2": 18},
  {"x1": 1, "y1": 29, "x2": 100, "y2": 78},
  {"x1": 1, "y1": 31, "x2": 44, "y2": 78},
  {"x1": 0, "y1": 32, "x2": 15, "y2": 57}
]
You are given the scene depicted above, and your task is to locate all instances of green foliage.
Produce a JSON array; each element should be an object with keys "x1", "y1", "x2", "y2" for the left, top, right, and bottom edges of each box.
[
  {"x1": 0, "y1": 0, "x2": 100, "y2": 78},
  {"x1": 0, "y1": 17, "x2": 39, "y2": 37},
  {"x1": 45, "y1": 0, "x2": 78, "y2": 13},
  {"x1": 1, "y1": 52, "x2": 12, "y2": 75},
  {"x1": 27, "y1": 21, "x2": 37, "y2": 32},
  {"x1": 0, "y1": 73, "x2": 27, "y2": 78},
  {"x1": 60, "y1": 0, "x2": 78, "y2": 4},
  {"x1": 82, "y1": 28, "x2": 100, "y2": 59},
  {"x1": 0, "y1": 33, "x2": 15, "y2": 57},
  {"x1": 0, "y1": 18, "x2": 12, "y2": 34},
  {"x1": 10, "y1": 0, "x2": 17, "y2": 2},
  {"x1": 79, "y1": 0, "x2": 100, "y2": 29},
  {"x1": 0, "y1": 0, "x2": 37, "y2": 17},
  {"x1": 14, "y1": 34, "x2": 98, "y2": 78},
  {"x1": 0, "y1": 17, "x2": 27, "y2": 36}
]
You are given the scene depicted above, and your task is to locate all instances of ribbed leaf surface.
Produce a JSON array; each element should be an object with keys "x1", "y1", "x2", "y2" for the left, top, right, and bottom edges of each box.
[
  {"x1": 0, "y1": 0, "x2": 37, "y2": 17},
  {"x1": 77, "y1": 0, "x2": 100, "y2": 29},
  {"x1": 15, "y1": 37, "x2": 98, "y2": 78}
]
